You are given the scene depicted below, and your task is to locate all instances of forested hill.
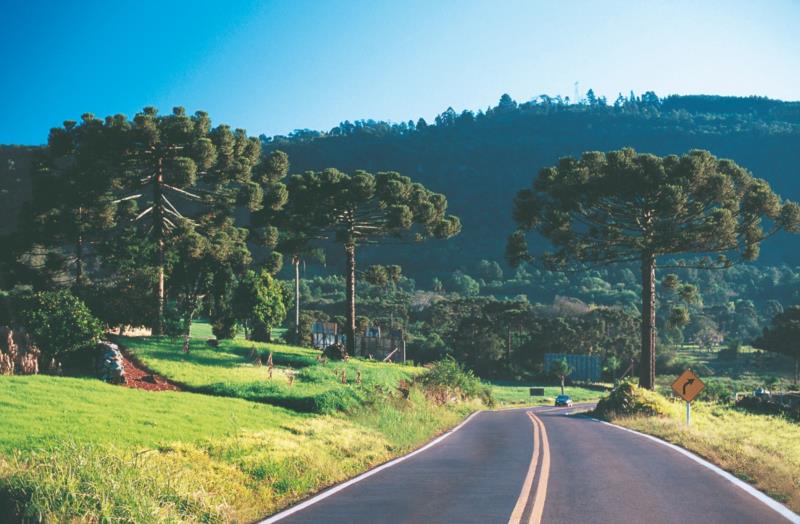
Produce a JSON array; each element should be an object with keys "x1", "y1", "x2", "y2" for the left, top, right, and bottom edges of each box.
[
  {"x1": 3, "y1": 94, "x2": 800, "y2": 283},
  {"x1": 262, "y1": 93, "x2": 800, "y2": 282}
]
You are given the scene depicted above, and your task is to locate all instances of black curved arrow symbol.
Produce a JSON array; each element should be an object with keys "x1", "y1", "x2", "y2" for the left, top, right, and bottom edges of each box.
[{"x1": 683, "y1": 378, "x2": 695, "y2": 395}]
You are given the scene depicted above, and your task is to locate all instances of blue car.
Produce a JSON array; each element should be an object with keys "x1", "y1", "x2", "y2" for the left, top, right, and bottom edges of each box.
[{"x1": 554, "y1": 394, "x2": 573, "y2": 407}]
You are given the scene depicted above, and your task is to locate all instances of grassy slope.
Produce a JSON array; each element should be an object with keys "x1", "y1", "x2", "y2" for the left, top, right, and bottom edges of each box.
[
  {"x1": 608, "y1": 400, "x2": 800, "y2": 513},
  {"x1": 490, "y1": 381, "x2": 606, "y2": 406},
  {"x1": 120, "y1": 336, "x2": 422, "y2": 413},
  {"x1": 0, "y1": 337, "x2": 474, "y2": 523},
  {"x1": 0, "y1": 375, "x2": 302, "y2": 452}
]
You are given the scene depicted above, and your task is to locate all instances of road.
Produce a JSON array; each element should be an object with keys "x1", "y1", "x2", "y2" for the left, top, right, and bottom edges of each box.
[{"x1": 263, "y1": 405, "x2": 798, "y2": 524}]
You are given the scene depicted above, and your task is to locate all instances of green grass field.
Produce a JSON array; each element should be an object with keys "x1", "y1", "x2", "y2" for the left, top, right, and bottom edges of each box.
[
  {"x1": 490, "y1": 381, "x2": 607, "y2": 406},
  {"x1": 610, "y1": 400, "x2": 800, "y2": 513},
  {"x1": 0, "y1": 335, "x2": 479, "y2": 522}
]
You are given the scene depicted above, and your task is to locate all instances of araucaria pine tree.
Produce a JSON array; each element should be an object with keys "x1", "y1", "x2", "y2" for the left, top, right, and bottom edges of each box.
[
  {"x1": 507, "y1": 148, "x2": 800, "y2": 389},
  {"x1": 118, "y1": 107, "x2": 262, "y2": 334},
  {"x1": 18, "y1": 113, "x2": 127, "y2": 287},
  {"x1": 283, "y1": 169, "x2": 461, "y2": 354}
]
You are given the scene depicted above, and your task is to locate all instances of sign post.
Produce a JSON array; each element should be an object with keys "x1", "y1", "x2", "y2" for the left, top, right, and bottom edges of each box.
[{"x1": 671, "y1": 369, "x2": 705, "y2": 426}]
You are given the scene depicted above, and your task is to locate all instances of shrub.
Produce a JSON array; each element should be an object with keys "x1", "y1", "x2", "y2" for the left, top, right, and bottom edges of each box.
[
  {"x1": 594, "y1": 382, "x2": 674, "y2": 420},
  {"x1": 233, "y1": 270, "x2": 286, "y2": 342},
  {"x1": 416, "y1": 358, "x2": 493, "y2": 406},
  {"x1": 14, "y1": 290, "x2": 103, "y2": 364},
  {"x1": 161, "y1": 304, "x2": 185, "y2": 339},
  {"x1": 211, "y1": 314, "x2": 238, "y2": 340}
]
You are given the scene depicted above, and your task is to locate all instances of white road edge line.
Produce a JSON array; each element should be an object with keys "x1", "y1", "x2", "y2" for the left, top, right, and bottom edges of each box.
[
  {"x1": 592, "y1": 418, "x2": 800, "y2": 524},
  {"x1": 257, "y1": 410, "x2": 483, "y2": 523}
]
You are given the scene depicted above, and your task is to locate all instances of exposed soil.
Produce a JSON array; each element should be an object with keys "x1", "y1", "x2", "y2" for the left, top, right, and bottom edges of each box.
[{"x1": 119, "y1": 351, "x2": 180, "y2": 392}]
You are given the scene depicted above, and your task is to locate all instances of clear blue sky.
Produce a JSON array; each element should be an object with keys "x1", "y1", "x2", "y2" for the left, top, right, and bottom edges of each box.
[{"x1": 1, "y1": 0, "x2": 798, "y2": 145}]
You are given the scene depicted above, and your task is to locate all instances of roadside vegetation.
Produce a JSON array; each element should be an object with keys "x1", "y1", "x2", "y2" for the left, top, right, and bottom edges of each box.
[
  {"x1": 120, "y1": 335, "x2": 425, "y2": 413},
  {"x1": 0, "y1": 345, "x2": 485, "y2": 522},
  {"x1": 594, "y1": 382, "x2": 800, "y2": 513}
]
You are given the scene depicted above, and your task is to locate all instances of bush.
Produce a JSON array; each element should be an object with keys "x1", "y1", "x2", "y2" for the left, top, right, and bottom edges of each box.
[
  {"x1": 211, "y1": 315, "x2": 238, "y2": 340},
  {"x1": 233, "y1": 270, "x2": 286, "y2": 342},
  {"x1": 416, "y1": 358, "x2": 493, "y2": 406},
  {"x1": 161, "y1": 304, "x2": 185, "y2": 339},
  {"x1": 594, "y1": 382, "x2": 674, "y2": 420},
  {"x1": 14, "y1": 290, "x2": 103, "y2": 364}
]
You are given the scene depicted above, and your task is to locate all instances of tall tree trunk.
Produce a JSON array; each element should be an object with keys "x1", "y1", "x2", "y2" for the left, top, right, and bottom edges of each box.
[
  {"x1": 639, "y1": 252, "x2": 657, "y2": 389},
  {"x1": 75, "y1": 233, "x2": 84, "y2": 285},
  {"x1": 345, "y1": 243, "x2": 356, "y2": 356},
  {"x1": 153, "y1": 157, "x2": 165, "y2": 336},
  {"x1": 293, "y1": 255, "x2": 301, "y2": 341}
]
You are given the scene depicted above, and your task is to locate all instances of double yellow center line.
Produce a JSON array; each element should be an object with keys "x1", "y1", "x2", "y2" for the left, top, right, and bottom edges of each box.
[{"x1": 508, "y1": 411, "x2": 551, "y2": 524}]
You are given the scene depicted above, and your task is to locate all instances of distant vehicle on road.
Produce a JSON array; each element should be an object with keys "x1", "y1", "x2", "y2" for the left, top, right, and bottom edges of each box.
[{"x1": 555, "y1": 395, "x2": 573, "y2": 407}]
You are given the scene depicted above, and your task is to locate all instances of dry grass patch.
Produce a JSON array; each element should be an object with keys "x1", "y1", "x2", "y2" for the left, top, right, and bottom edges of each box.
[{"x1": 612, "y1": 402, "x2": 800, "y2": 512}]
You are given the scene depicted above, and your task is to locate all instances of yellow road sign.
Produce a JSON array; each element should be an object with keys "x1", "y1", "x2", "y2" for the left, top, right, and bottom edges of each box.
[{"x1": 671, "y1": 369, "x2": 705, "y2": 402}]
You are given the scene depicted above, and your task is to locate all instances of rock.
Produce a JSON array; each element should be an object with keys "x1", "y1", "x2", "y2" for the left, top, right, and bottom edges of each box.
[{"x1": 96, "y1": 341, "x2": 126, "y2": 384}]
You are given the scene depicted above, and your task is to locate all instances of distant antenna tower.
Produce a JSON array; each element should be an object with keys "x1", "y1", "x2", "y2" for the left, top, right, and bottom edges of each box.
[{"x1": 574, "y1": 81, "x2": 580, "y2": 104}]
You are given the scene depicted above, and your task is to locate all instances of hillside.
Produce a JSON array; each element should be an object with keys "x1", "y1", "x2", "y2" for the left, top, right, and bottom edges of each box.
[
  {"x1": 3, "y1": 94, "x2": 800, "y2": 284},
  {"x1": 262, "y1": 94, "x2": 800, "y2": 282}
]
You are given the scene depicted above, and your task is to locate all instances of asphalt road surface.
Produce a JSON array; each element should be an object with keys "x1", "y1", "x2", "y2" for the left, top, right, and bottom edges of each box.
[{"x1": 263, "y1": 405, "x2": 798, "y2": 524}]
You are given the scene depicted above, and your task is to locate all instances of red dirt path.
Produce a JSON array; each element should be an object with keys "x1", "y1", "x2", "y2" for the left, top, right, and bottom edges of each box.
[{"x1": 119, "y1": 352, "x2": 180, "y2": 392}]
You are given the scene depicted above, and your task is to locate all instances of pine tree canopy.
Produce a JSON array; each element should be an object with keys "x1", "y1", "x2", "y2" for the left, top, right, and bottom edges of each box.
[{"x1": 508, "y1": 148, "x2": 800, "y2": 269}]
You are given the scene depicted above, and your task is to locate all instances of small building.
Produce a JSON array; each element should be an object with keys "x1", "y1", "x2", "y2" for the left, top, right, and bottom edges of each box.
[
  {"x1": 310, "y1": 321, "x2": 405, "y2": 363},
  {"x1": 544, "y1": 353, "x2": 601, "y2": 382},
  {"x1": 311, "y1": 322, "x2": 346, "y2": 349}
]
